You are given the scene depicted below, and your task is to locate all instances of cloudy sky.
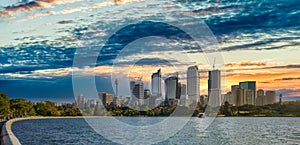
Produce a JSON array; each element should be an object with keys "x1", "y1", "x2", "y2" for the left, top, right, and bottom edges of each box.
[{"x1": 0, "y1": 0, "x2": 299, "y2": 102}]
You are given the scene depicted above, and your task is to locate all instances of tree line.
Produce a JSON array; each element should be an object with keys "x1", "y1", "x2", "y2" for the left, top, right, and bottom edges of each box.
[
  {"x1": 1, "y1": 92, "x2": 300, "y2": 118},
  {"x1": 0, "y1": 92, "x2": 82, "y2": 119},
  {"x1": 218, "y1": 101, "x2": 300, "y2": 117}
]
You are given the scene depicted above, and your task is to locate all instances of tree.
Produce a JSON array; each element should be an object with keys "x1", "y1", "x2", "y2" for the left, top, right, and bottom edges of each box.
[
  {"x1": 222, "y1": 101, "x2": 233, "y2": 116},
  {"x1": 34, "y1": 101, "x2": 59, "y2": 116},
  {"x1": 0, "y1": 92, "x2": 10, "y2": 116},
  {"x1": 10, "y1": 98, "x2": 36, "y2": 117}
]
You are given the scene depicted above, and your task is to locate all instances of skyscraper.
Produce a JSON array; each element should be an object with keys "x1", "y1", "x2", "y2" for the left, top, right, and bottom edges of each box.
[
  {"x1": 150, "y1": 69, "x2": 162, "y2": 107},
  {"x1": 144, "y1": 89, "x2": 151, "y2": 106},
  {"x1": 180, "y1": 84, "x2": 187, "y2": 98},
  {"x1": 187, "y1": 66, "x2": 199, "y2": 101},
  {"x1": 130, "y1": 81, "x2": 136, "y2": 100},
  {"x1": 256, "y1": 89, "x2": 264, "y2": 106},
  {"x1": 208, "y1": 69, "x2": 221, "y2": 107},
  {"x1": 99, "y1": 92, "x2": 114, "y2": 107},
  {"x1": 165, "y1": 72, "x2": 179, "y2": 101},
  {"x1": 151, "y1": 69, "x2": 162, "y2": 98},
  {"x1": 231, "y1": 85, "x2": 239, "y2": 106},
  {"x1": 236, "y1": 87, "x2": 245, "y2": 106},
  {"x1": 133, "y1": 80, "x2": 144, "y2": 101},
  {"x1": 265, "y1": 90, "x2": 276, "y2": 105},
  {"x1": 239, "y1": 81, "x2": 256, "y2": 105},
  {"x1": 77, "y1": 94, "x2": 85, "y2": 108}
]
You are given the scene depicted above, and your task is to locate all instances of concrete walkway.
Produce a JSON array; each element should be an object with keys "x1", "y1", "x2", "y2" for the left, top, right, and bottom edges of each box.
[
  {"x1": 1, "y1": 119, "x2": 21, "y2": 145},
  {"x1": 0, "y1": 121, "x2": 5, "y2": 145}
]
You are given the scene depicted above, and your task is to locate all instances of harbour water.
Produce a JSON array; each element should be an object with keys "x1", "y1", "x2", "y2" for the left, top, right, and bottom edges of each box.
[{"x1": 12, "y1": 117, "x2": 300, "y2": 145}]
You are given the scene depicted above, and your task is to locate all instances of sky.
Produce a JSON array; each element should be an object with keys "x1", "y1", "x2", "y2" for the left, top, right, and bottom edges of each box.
[{"x1": 0, "y1": 0, "x2": 300, "y2": 102}]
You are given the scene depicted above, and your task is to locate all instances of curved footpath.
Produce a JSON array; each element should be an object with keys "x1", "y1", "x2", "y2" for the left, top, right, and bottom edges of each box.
[{"x1": 1, "y1": 118, "x2": 23, "y2": 145}]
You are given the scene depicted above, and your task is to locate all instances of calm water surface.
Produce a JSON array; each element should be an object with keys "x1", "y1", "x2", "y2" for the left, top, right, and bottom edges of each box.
[{"x1": 13, "y1": 117, "x2": 300, "y2": 145}]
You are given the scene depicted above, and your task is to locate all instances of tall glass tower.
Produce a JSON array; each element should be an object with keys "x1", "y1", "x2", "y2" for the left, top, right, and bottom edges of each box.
[
  {"x1": 208, "y1": 69, "x2": 221, "y2": 107},
  {"x1": 151, "y1": 69, "x2": 162, "y2": 98},
  {"x1": 239, "y1": 81, "x2": 256, "y2": 105},
  {"x1": 187, "y1": 66, "x2": 199, "y2": 100}
]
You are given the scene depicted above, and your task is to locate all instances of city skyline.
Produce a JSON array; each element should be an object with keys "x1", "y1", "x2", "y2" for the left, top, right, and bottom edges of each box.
[
  {"x1": 0, "y1": 65, "x2": 293, "y2": 103},
  {"x1": 0, "y1": 0, "x2": 299, "y2": 102},
  {"x1": 74, "y1": 67, "x2": 278, "y2": 107}
]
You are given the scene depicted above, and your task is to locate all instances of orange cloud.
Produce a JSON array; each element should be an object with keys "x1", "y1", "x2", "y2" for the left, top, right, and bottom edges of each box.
[{"x1": 225, "y1": 68, "x2": 300, "y2": 92}]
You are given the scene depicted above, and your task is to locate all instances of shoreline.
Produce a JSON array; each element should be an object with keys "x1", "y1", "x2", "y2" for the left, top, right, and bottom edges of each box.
[
  {"x1": 3, "y1": 116, "x2": 299, "y2": 145},
  {"x1": 1, "y1": 116, "x2": 111, "y2": 145},
  {"x1": 1, "y1": 118, "x2": 22, "y2": 145}
]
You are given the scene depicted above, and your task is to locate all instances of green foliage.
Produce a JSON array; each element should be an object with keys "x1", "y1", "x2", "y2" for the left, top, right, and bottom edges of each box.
[
  {"x1": 34, "y1": 101, "x2": 60, "y2": 116},
  {"x1": 0, "y1": 92, "x2": 10, "y2": 116},
  {"x1": 221, "y1": 101, "x2": 233, "y2": 116},
  {"x1": 218, "y1": 101, "x2": 300, "y2": 117},
  {"x1": 10, "y1": 98, "x2": 36, "y2": 116},
  {"x1": 63, "y1": 108, "x2": 82, "y2": 116},
  {"x1": 1, "y1": 91, "x2": 299, "y2": 118}
]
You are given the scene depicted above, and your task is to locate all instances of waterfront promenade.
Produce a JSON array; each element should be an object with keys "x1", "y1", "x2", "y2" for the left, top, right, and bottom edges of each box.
[
  {"x1": 0, "y1": 121, "x2": 5, "y2": 145},
  {"x1": 1, "y1": 119, "x2": 22, "y2": 145}
]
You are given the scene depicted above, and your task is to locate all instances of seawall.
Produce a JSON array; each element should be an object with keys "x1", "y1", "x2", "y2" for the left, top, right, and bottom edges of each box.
[
  {"x1": 1, "y1": 116, "x2": 107, "y2": 145},
  {"x1": 1, "y1": 118, "x2": 22, "y2": 145}
]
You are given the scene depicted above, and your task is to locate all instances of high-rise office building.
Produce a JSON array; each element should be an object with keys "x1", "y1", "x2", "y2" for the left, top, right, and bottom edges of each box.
[
  {"x1": 181, "y1": 84, "x2": 187, "y2": 98},
  {"x1": 151, "y1": 69, "x2": 162, "y2": 98},
  {"x1": 143, "y1": 89, "x2": 151, "y2": 106},
  {"x1": 256, "y1": 89, "x2": 264, "y2": 106},
  {"x1": 223, "y1": 92, "x2": 232, "y2": 104},
  {"x1": 86, "y1": 99, "x2": 96, "y2": 108},
  {"x1": 237, "y1": 88, "x2": 246, "y2": 106},
  {"x1": 150, "y1": 69, "x2": 162, "y2": 107},
  {"x1": 177, "y1": 82, "x2": 181, "y2": 99},
  {"x1": 239, "y1": 81, "x2": 256, "y2": 105},
  {"x1": 180, "y1": 84, "x2": 188, "y2": 106},
  {"x1": 187, "y1": 66, "x2": 200, "y2": 100},
  {"x1": 265, "y1": 90, "x2": 276, "y2": 105},
  {"x1": 208, "y1": 69, "x2": 221, "y2": 107},
  {"x1": 99, "y1": 92, "x2": 114, "y2": 106},
  {"x1": 133, "y1": 80, "x2": 144, "y2": 101},
  {"x1": 165, "y1": 72, "x2": 179, "y2": 101},
  {"x1": 77, "y1": 94, "x2": 85, "y2": 108},
  {"x1": 245, "y1": 89, "x2": 254, "y2": 105},
  {"x1": 231, "y1": 85, "x2": 239, "y2": 106},
  {"x1": 130, "y1": 81, "x2": 136, "y2": 100},
  {"x1": 144, "y1": 89, "x2": 151, "y2": 99}
]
